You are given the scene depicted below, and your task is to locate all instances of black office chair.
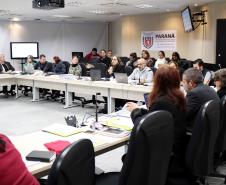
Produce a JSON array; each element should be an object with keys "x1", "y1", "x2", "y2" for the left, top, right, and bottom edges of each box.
[
  {"x1": 125, "y1": 66, "x2": 133, "y2": 76},
  {"x1": 215, "y1": 95, "x2": 226, "y2": 153},
  {"x1": 47, "y1": 139, "x2": 95, "y2": 185},
  {"x1": 209, "y1": 95, "x2": 226, "y2": 181},
  {"x1": 96, "y1": 110, "x2": 174, "y2": 185},
  {"x1": 79, "y1": 63, "x2": 88, "y2": 76},
  {"x1": 186, "y1": 100, "x2": 220, "y2": 180},
  {"x1": 120, "y1": 57, "x2": 129, "y2": 65},
  {"x1": 61, "y1": 61, "x2": 70, "y2": 74}
]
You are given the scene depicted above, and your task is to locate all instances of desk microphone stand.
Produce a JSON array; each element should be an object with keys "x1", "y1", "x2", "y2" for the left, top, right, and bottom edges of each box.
[{"x1": 91, "y1": 92, "x2": 101, "y2": 130}]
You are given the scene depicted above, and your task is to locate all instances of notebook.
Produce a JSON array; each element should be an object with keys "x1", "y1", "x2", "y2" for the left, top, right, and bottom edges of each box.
[
  {"x1": 42, "y1": 123, "x2": 83, "y2": 137},
  {"x1": 26, "y1": 150, "x2": 56, "y2": 162}
]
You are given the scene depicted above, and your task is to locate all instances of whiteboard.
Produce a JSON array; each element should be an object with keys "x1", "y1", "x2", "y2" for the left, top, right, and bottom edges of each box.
[{"x1": 10, "y1": 42, "x2": 39, "y2": 59}]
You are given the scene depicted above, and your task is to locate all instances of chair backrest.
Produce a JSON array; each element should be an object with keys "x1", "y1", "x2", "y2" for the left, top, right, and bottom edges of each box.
[
  {"x1": 120, "y1": 57, "x2": 130, "y2": 65},
  {"x1": 61, "y1": 61, "x2": 70, "y2": 74},
  {"x1": 47, "y1": 139, "x2": 95, "y2": 185},
  {"x1": 125, "y1": 66, "x2": 133, "y2": 76},
  {"x1": 79, "y1": 63, "x2": 88, "y2": 76},
  {"x1": 93, "y1": 63, "x2": 107, "y2": 78},
  {"x1": 186, "y1": 100, "x2": 220, "y2": 176},
  {"x1": 119, "y1": 110, "x2": 174, "y2": 185},
  {"x1": 215, "y1": 95, "x2": 226, "y2": 152}
]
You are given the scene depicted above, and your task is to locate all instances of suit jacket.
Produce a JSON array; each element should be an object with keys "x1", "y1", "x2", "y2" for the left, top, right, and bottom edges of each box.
[
  {"x1": 0, "y1": 61, "x2": 15, "y2": 72},
  {"x1": 186, "y1": 83, "x2": 220, "y2": 127},
  {"x1": 99, "y1": 57, "x2": 111, "y2": 68},
  {"x1": 34, "y1": 61, "x2": 53, "y2": 73}
]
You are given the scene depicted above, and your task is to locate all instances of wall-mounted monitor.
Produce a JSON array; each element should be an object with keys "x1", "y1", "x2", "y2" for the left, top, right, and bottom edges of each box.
[
  {"x1": 10, "y1": 42, "x2": 39, "y2": 59},
  {"x1": 181, "y1": 7, "x2": 194, "y2": 32}
]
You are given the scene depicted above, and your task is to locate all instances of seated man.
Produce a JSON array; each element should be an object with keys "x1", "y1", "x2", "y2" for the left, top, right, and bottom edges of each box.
[
  {"x1": 34, "y1": 54, "x2": 52, "y2": 73},
  {"x1": 0, "y1": 53, "x2": 16, "y2": 96},
  {"x1": 98, "y1": 49, "x2": 111, "y2": 68},
  {"x1": 182, "y1": 68, "x2": 220, "y2": 128},
  {"x1": 84, "y1": 48, "x2": 100, "y2": 62},
  {"x1": 128, "y1": 58, "x2": 153, "y2": 84},
  {"x1": 34, "y1": 54, "x2": 52, "y2": 97},
  {"x1": 107, "y1": 49, "x2": 113, "y2": 59},
  {"x1": 193, "y1": 59, "x2": 212, "y2": 85}
]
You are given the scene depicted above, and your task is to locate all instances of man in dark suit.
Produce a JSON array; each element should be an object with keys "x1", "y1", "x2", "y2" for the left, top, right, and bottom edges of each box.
[
  {"x1": 99, "y1": 49, "x2": 111, "y2": 68},
  {"x1": 182, "y1": 68, "x2": 220, "y2": 128},
  {"x1": 0, "y1": 54, "x2": 16, "y2": 96},
  {"x1": 34, "y1": 54, "x2": 52, "y2": 97},
  {"x1": 34, "y1": 54, "x2": 52, "y2": 73}
]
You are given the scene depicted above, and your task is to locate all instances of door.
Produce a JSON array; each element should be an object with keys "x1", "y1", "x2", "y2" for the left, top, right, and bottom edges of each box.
[{"x1": 216, "y1": 19, "x2": 226, "y2": 68}]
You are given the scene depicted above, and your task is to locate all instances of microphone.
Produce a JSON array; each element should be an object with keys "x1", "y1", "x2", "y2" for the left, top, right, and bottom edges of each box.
[{"x1": 95, "y1": 92, "x2": 101, "y2": 123}]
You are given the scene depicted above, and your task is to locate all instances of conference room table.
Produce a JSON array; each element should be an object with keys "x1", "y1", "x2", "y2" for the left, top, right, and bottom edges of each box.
[
  {"x1": 9, "y1": 129, "x2": 130, "y2": 178},
  {"x1": 0, "y1": 73, "x2": 151, "y2": 113}
]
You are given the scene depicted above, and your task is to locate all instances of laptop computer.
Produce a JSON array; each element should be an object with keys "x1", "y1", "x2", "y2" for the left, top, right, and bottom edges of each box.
[
  {"x1": 90, "y1": 69, "x2": 101, "y2": 81},
  {"x1": 114, "y1": 73, "x2": 128, "y2": 84}
]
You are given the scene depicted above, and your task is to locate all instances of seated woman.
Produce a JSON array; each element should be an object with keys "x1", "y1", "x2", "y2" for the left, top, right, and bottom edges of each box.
[
  {"x1": 127, "y1": 66, "x2": 193, "y2": 185},
  {"x1": 98, "y1": 56, "x2": 125, "y2": 113},
  {"x1": 154, "y1": 51, "x2": 167, "y2": 69},
  {"x1": 23, "y1": 55, "x2": 37, "y2": 96},
  {"x1": 214, "y1": 69, "x2": 226, "y2": 99},
  {"x1": 24, "y1": 55, "x2": 37, "y2": 73},
  {"x1": 141, "y1": 50, "x2": 154, "y2": 67},
  {"x1": 69, "y1": 56, "x2": 82, "y2": 76},
  {"x1": 52, "y1": 56, "x2": 66, "y2": 74},
  {"x1": 107, "y1": 56, "x2": 125, "y2": 78},
  {"x1": 52, "y1": 56, "x2": 67, "y2": 99},
  {"x1": 0, "y1": 134, "x2": 40, "y2": 185}
]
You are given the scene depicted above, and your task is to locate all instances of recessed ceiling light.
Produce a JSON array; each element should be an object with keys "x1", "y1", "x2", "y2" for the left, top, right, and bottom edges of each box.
[
  {"x1": 88, "y1": 10, "x2": 107, "y2": 14},
  {"x1": 52, "y1": 15, "x2": 71, "y2": 18},
  {"x1": 135, "y1": 4, "x2": 153, "y2": 9},
  {"x1": 194, "y1": 3, "x2": 198, "y2": 7},
  {"x1": 11, "y1": 17, "x2": 20, "y2": 21}
]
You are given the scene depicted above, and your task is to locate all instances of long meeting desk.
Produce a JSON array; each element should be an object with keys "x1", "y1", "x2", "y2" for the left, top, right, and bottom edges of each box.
[
  {"x1": 0, "y1": 74, "x2": 151, "y2": 113},
  {"x1": 9, "y1": 130, "x2": 130, "y2": 178}
]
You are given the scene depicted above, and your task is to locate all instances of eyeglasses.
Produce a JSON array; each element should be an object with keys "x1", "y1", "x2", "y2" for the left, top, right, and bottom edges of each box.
[{"x1": 112, "y1": 58, "x2": 118, "y2": 61}]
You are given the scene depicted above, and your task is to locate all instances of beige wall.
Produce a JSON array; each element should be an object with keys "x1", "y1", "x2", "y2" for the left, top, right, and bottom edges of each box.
[{"x1": 109, "y1": 1, "x2": 226, "y2": 64}]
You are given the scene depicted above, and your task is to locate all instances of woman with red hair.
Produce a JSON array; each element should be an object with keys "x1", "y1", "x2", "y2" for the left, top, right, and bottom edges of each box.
[
  {"x1": 0, "y1": 134, "x2": 40, "y2": 185},
  {"x1": 127, "y1": 66, "x2": 193, "y2": 185}
]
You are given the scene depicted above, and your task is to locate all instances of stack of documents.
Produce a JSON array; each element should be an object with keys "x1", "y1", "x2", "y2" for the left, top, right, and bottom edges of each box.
[{"x1": 99, "y1": 115, "x2": 133, "y2": 131}]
